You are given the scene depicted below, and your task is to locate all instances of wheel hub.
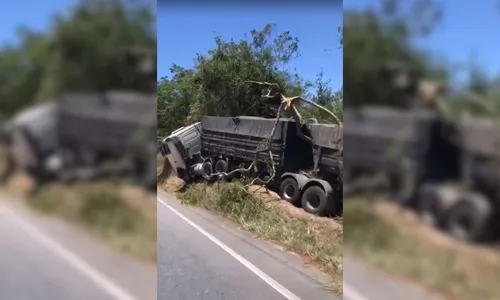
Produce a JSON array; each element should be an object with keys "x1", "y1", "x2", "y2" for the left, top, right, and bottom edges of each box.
[
  {"x1": 283, "y1": 184, "x2": 296, "y2": 200},
  {"x1": 307, "y1": 193, "x2": 321, "y2": 209}
]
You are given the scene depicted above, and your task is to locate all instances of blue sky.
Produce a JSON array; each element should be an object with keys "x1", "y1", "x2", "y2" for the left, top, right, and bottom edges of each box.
[
  {"x1": 157, "y1": 3, "x2": 343, "y2": 91},
  {"x1": 0, "y1": 0, "x2": 78, "y2": 46},
  {"x1": 1, "y1": 0, "x2": 498, "y2": 89},
  {"x1": 0, "y1": 0, "x2": 156, "y2": 46},
  {"x1": 345, "y1": 0, "x2": 500, "y2": 83}
]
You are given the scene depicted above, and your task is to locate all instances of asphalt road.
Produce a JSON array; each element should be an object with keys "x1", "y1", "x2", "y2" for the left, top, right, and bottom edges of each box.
[
  {"x1": 158, "y1": 191, "x2": 444, "y2": 300},
  {"x1": 157, "y1": 191, "x2": 338, "y2": 300},
  {"x1": 0, "y1": 189, "x2": 444, "y2": 300},
  {"x1": 0, "y1": 198, "x2": 156, "y2": 300},
  {"x1": 343, "y1": 255, "x2": 444, "y2": 300}
]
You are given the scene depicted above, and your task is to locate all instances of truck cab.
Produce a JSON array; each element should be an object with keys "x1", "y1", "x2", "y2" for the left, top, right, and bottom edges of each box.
[
  {"x1": 160, "y1": 123, "x2": 202, "y2": 181},
  {"x1": 3, "y1": 102, "x2": 59, "y2": 178}
]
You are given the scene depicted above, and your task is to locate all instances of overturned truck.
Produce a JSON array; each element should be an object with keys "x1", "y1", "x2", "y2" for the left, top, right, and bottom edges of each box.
[
  {"x1": 0, "y1": 91, "x2": 157, "y2": 190},
  {"x1": 160, "y1": 116, "x2": 343, "y2": 216},
  {"x1": 344, "y1": 106, "x2": 500, "y2": 242}
]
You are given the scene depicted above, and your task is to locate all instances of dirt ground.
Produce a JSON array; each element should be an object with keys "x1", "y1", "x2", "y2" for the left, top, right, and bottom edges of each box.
[{"x1": 345, "y1": 198, "x2": 500, "y2": 300}]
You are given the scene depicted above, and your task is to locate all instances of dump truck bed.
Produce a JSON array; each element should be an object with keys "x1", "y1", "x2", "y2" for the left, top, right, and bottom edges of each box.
[
  {"x1": 460, "y1": 117, "x2": 500, "y2": 158},
  {"x1": 309, "y1": 123, "x2": 343, "y2": 174},
  {"x1": 58, "y1": 91, "x2": 156, "y2": 155},
  {"x1": 201, "y1": 116, "x2": 288, "y2": 166},
  {"x1": 200, "y1": 116, "x2": 315, "y2": 173},
  {"x1": 343, "y1": 106, "x2": 436, "y2": 171}
]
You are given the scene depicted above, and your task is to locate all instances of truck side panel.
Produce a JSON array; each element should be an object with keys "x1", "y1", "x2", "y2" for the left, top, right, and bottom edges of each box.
[
  {"x1": 343, "y1": 107, "x2": 435, "y2": 172},
  {"x1": 58, "y1": 92, "x2": 156, "y2": 156},
  {"x1": 200, "y1": 116, "x2": 315, "y2": 174},
  {"x1": 308, "y1": 123, "x2": 343, "y2": 175},
  {"x1": 200, "y1": 116, "x2": 287, "y2": 166}
]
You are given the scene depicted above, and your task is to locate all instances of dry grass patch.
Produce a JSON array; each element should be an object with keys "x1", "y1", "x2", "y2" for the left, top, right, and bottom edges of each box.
[
  {"x1": 344, "y1": 197, "x2": 500, "y2": 300},
  {"x1": 5, "y1": 172, "x2": 36, "y2": 198},
  {"x1": 29, "y1": 181, "x2": 157, "y2": 261},
  {"x1": 161, "y1": 176, "x2": 185, "y2": 192},
  {"x1": 179, "y1": 181, "x2": 343, "y2": 293}
]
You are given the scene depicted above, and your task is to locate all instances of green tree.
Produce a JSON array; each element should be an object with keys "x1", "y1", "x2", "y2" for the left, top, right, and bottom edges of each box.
[
  {"x1": 343, "y1": 0, "x2": 446, "y2": 108},
  {"x1": 157, "y1": 24, "x2": 323, "y2": 135},
  {"x1": 300, "y1": 72, "x2": 343, "y2": 123},
  {"x1": 0, "y1": 0, "x2": 156, "y2": 119}
]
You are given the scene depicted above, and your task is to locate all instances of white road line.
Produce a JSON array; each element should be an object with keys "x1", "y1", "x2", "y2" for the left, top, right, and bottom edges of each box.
[
  {"x1": 157, "y1": 197, "x2": 303, "y2": 300},
  {"x1": 158, "y1": 196, "x2": 373, "y2": 300},
  {"x1": 1, "y1": 203, "x2": 138, "y2": 300}
]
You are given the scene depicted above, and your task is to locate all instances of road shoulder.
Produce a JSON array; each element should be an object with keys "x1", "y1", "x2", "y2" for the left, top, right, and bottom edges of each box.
[
  {"x1": 158, "y1": 190, "x2": 339, "y2": 300},
  {"x1": 0, "y1": 198, "x2": 157, "y2": 300}
]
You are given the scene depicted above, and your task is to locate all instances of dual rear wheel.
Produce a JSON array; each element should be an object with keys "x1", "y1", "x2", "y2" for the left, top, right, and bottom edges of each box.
[
  {"x1": 279, "y1": 178, "x2": 330, "y2": 216},
  {"x1": 418, "y1": 184, "x2": 493, "y2": 243}
]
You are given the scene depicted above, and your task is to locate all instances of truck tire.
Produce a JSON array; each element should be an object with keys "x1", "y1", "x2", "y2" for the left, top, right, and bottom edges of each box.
[
  {"x1": 202, "y1": 161, "x2": 213, "y2": 177},
  {"x1": 301, "y1": 185, "x2": 328, "y2": 216},
  {"x1": 178, "y1": 168, "x2": 192, "y2": 185},
  {"x1": 215, "y1": 159, "x2": 228, "y2": 173},
  {"x1": 444, "y1": 193, "x2": 493, "y2": 243},
  {"x1": 279, "y1": 178, "x2": 301, "y2": 206},
  {"x1": 417, "y1": 184, "x2": 453, "y2": 228}
]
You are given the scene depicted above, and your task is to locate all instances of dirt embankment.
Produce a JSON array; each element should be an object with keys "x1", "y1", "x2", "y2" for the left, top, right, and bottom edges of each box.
[{"x1": 344, "y1": 197, "x2": 500, "y2": 300}]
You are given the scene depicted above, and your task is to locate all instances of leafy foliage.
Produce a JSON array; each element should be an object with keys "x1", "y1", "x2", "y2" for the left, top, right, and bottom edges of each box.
[
  {"x1": 157, "y1": 24, "x2": 342, "y2": 137},
  {"x1": 0, "y1": 0, "x2": 156, "y2": 120},
  {"x1": 300, "y1": 72, "x2": 343, "y2": 123},
  {"x1": 344, "y1": 0, "x2": 446, "y2": 108},
  {"x1": 344, "y1": 0, "x2": 500, "y2": 116}
]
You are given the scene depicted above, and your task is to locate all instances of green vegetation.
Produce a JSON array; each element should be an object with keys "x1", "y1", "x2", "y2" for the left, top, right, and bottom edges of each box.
[
  {"x1": 0, "y1": 0, "x2": 155, "y2": 119},
  {"x1": 157, "y1": 23, "x2": 342, "y2": 137},
  {"x1": 344, "y1": 0, "x2": 500, "y2": 115},
  {"x1": 179, "y1": 181, "x2": 342, "y2": 292},
  {"x1": 30, "y1": 182, "x2": 157, "y2": 261}
]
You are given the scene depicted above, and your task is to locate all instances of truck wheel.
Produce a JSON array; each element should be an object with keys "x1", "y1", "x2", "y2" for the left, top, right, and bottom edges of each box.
[
  {"x1": 444, "y1": 193, "x2": 493, "y2": 243},
  {"x1": 215, "y1": 159, "x2": 228, "y2": 173},
  {"x1": 417, "y1": 184, "x2": 447, "y2": 228},
  {"x1": 301, "y1": 185, "x2": 328, "y2": 216},
  {"x1": 178, "y1": 169, "x2": 192, "y2": 185},
  {"x1": 279, "y1": 178, "x2": 301, "y2": 206},
  {"x1": 202, "y1": 161, "x2": 213, "y2": 177}
]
